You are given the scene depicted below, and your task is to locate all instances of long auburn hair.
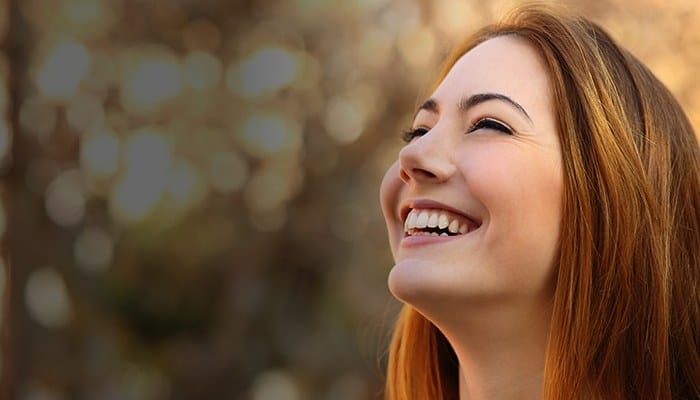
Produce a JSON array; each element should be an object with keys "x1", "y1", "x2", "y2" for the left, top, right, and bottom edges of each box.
[{"x1": 385, "y1": 4, "x2": 700, "y2": 399}]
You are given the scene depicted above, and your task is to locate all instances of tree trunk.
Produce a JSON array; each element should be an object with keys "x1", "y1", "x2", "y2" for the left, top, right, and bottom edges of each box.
[{"x1": 3, "y1": 0, "x2": 31, "y2": 398}]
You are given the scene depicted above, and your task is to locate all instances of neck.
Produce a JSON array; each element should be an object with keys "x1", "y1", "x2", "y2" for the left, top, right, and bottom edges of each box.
[{"x1": 436, "y1": 300, "x2": 551, "y2": 400}]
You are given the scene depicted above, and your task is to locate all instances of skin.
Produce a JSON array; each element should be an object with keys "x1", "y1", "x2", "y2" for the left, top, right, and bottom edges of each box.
[{"x1": 380, "y1": 35, "x2": 563, "y2": 399}]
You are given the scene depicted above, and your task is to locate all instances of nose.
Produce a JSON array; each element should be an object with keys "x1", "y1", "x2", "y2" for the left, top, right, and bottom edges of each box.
[{"x1": 399, "y1": 128, "x2": 456, "y2": 185}]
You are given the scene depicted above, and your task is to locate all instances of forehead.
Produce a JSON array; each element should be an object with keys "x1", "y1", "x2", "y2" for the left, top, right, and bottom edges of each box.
[{"x1": 431, "y1": 35, "x2": 553, "y2": 116}]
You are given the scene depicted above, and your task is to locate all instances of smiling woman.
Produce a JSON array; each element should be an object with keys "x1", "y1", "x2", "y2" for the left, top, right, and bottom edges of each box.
[{"x1": 379, "y1": 3, "x2": 700, "y2": 400}]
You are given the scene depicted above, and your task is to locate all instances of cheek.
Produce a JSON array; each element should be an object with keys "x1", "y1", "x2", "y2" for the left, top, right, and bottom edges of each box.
[
  {"x1": 380, "y1": 161, "x2": 403, "y2": 258},
  {"x1": 460, "y1": 146, "x2": 562, "y2": 226},
  {"x1": 460, "y1": 147, "x2": 563, "y2": 288}
]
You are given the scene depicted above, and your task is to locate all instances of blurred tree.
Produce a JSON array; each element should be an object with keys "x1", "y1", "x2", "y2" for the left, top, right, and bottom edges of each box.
[{"x1": 5, "y1": 0, "x2": 30, "y2": 398}]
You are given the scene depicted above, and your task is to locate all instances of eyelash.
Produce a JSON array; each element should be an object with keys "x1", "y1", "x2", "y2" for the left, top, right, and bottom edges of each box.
[
  {"x1": 401, "y1": 118, "x2": 513, "y2": 143},
  {"x1": 401, "y1": 127, "x2": 429, "y2": 143}
]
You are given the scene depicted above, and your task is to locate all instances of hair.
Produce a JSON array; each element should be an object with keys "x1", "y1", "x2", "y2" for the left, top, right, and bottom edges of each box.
[{"x1": 385, "y1": 4, "x2": 700, "y2": 400}]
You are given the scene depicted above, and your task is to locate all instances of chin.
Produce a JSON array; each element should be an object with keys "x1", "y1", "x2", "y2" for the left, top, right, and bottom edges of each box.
[
  {"x1": 388, "y1": 256, "x2": 534, "y2": 314},
  {"x1": 388, "y1": 258, "x2": 468, "y2": 309},
  {"x1": 387, "y1": 259, "x2": 427, "y2": 303}
]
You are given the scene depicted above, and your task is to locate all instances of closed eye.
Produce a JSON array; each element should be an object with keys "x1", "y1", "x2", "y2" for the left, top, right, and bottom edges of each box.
[
  {"x1": 468, "y1": 118, "x2": 512, "y2": 135},
  {"x1": 401, "y1": 127, "x2": 429, "y2": 143}
]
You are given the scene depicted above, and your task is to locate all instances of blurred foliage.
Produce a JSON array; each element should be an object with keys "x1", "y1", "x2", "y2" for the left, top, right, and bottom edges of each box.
[{"x1": 1, "y1": 0, "x2": 698, "y2": 399}]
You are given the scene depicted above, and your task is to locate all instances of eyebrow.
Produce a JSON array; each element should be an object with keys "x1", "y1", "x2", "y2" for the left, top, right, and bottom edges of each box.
[{"x1": 416, "y1": 92, "x2": 533, "y2": 123}]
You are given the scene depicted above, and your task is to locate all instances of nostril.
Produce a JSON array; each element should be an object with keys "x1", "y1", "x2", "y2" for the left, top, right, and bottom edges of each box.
[
  {"x1": 415, "y1": 168, "x2": 437, "y2": 179},
  {"x1": 400, "y1": 168, "x2": 410, "y2": 183},
  {"x1": 411, "y1": 168, "x2": 438, "y2": 180},
  {"x1": 400, "y1": 167, "x2": 438, "y2": 183}
]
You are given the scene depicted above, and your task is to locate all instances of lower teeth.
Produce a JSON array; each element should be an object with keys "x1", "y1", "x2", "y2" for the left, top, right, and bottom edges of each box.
[{"x1": 410, "y1": 231, "x2": 453, "y2": 236}]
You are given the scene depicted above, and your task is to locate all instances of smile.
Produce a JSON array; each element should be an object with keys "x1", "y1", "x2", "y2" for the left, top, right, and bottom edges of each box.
[{"x1": 404, "y1": 208, "x2": 479, "y2": 237}]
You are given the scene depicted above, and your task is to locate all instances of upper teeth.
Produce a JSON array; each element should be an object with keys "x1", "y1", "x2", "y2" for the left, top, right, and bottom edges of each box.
[{"x1": 404, "y1": 208, "x2": 474, "y2": 235}]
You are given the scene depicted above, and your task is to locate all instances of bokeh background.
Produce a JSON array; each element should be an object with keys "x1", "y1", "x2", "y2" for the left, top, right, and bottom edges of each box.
[{"x1": 1, "y1": 0, "x2": 699, "y2": 399}]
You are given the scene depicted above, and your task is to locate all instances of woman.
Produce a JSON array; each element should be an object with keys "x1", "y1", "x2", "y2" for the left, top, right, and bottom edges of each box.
[{"x1": 379, "y1": 4, "x2": 700, "y2": 399}]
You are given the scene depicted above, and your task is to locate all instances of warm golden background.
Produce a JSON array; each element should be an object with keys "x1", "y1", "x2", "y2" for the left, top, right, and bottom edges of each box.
[{"x1": 1, "y1": 0, "x2": 698, "y2": 399}]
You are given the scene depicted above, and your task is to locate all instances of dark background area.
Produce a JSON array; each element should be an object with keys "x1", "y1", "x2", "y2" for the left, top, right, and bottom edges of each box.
[{"x1": 1, "y1": 0, "x2": 698, "y2": 399}]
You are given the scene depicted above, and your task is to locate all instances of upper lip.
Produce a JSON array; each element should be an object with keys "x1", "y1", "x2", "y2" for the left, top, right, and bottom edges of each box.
[{"x1": 399, "y1": 198, "x2": 481, "y2": 226}]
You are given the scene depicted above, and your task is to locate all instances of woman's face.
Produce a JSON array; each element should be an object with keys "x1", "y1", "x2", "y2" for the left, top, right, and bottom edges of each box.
[{"x1": 380, "y1": 35, "x2": 563, "y2": 312}]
